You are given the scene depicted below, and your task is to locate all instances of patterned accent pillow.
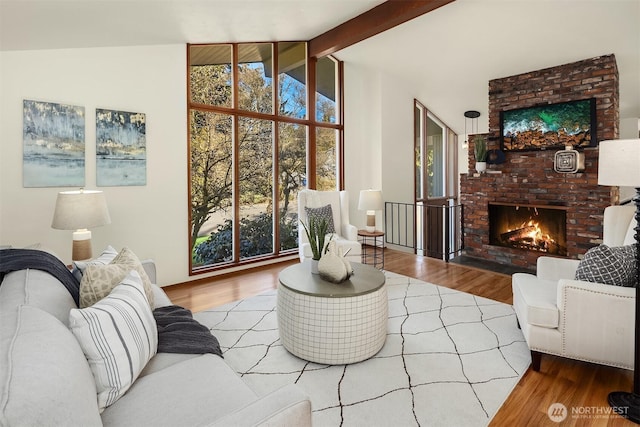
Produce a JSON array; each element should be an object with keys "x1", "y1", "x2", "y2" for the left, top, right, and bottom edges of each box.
[
  {"x1": 80, "y1": 264, "x2": 138, "y2": 307},
  {"x1": 111, "y1": 247, "x2": 154, "y2": 296},
  {"x1": 305, "y1": 204, "x2": 336, "y2": 234},
  {"x1": 69, "y1": 271, "x2": 157, "y2": 412},
  {"x1": 78, "y1": 247, "x2": 154, "y2": 308},
  {"x1": 575, "y1": 244, "x2": 638, "y2": 287}
]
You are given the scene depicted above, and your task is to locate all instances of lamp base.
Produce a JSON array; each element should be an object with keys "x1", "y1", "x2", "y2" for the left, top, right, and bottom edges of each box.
[
  {"x1": 610, "y1": 188, "x2": 640, "y2": 424},
  {"x1": 366, "y1": 211, "x2": 376, "y2": 233},
  {"x1": 608, "y1": 392, "x2": 640, "y2": 423},
  {"x1": 72, "y1": 229, "x2": 92, "y2": 261}
]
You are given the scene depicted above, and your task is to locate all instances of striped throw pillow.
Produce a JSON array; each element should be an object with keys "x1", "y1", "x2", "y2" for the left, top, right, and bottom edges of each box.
[{"x1": 69, "y1": 270, "x2": 157, "y2": 412}]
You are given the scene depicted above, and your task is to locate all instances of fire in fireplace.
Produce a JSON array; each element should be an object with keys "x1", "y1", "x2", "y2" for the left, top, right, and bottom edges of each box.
[{"x1": 489, "y1": 203, "x2": 567, "y2": 256}]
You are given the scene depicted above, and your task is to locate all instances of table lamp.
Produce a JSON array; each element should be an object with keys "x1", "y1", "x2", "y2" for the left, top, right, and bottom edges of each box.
[
  {"x1": 598, "y1": 139, "x2": 640, "y2": 423},
  {"x1": 358, "y1": 189, "x2": 383, "y2": 233},
  {"x1": 51, "y1": 189, "x2": 111, "y2": 261}
]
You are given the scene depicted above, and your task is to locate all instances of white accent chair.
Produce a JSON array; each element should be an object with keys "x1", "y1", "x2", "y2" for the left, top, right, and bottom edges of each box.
[
  {"x1": 298, "y1": 189, "x2": 362, "y2": 264},
  {"x1": 512, "y1": 205, "x2": 637, "y2": 371}
]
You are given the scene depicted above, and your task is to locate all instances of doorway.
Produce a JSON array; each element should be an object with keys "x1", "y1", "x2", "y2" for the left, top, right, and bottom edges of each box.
[{"x1": 414, "y1": 100, "x2": 461, "y2": 259}]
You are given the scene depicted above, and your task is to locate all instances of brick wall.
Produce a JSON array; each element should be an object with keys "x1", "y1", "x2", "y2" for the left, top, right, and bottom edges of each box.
[{"x1": 460, "y1": 55, "x2": 619, "y2": 269}]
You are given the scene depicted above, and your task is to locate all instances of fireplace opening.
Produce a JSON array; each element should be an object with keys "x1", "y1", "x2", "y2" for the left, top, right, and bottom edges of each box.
[{"x1": 489, "y1": 203, "x2": 567, "y2": 256}]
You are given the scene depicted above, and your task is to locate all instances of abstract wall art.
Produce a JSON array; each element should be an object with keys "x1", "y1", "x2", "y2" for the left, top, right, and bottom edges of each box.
[
  {"x1": 96, "y1": 108, "x2": 146, "y2": 186},
  {"x1": 22, "y1": 99, "x2": 86, "y2": 187}
]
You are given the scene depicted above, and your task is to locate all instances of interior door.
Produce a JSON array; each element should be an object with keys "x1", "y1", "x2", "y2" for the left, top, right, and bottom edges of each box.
[{"x1": 414, "y1": 101, "x2": 459, "y2": 259}]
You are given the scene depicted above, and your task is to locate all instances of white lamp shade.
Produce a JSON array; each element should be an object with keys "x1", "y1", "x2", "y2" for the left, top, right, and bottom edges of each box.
[
  {"x1": 358, "y1": 190, "x2": 383, "y2": 211},
  {"x1": 51, "y1": 190, "x2": 111, "y2": 230},
  {"x1": 598, "y1": 139, "x2": 640, "y2": 187}
]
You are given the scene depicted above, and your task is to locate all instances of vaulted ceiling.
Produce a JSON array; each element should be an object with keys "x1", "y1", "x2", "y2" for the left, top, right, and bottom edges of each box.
[
  {"x1": 334, "y1": 0, "x2": 640, "y2": 134},
  {"x1": 2, "y1": 0, "x2": 638, "y2": 135}
]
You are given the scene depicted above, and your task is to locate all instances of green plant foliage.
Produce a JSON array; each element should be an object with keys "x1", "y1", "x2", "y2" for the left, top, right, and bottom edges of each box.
[
  {"x1": 193, "y1": 213, "x2": 298, "y2": 265},
  {"x1": 474, "y1": 135, "x2": 487, "y2": 162},
  {"x1": 300, "y1": 216, "x2": 330, "y2": 260}
]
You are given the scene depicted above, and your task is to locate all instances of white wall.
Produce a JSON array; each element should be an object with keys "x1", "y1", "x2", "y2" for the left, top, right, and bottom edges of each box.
[
  {"x1": 379, "y1": 73, "x2": 415, "y2": 204},
  {"x1": 343, "y1": 63, "x2": 417, "y2": 253},
  {"x1": 343, "y1": 62, "x2": 383, "y2": 229},
  {"x1": 0, "y1": 45, "x2": 189, "y2": 286}
]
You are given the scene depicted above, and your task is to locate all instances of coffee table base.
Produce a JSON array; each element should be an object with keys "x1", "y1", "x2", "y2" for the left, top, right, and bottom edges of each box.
[{"x1": 277, "y1": 284, "x2": 388, "y2": 365}]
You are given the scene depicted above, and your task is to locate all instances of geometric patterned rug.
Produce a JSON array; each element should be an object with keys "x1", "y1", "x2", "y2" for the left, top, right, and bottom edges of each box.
[{"x1": 194, "y1": 271, "x2": 531, "y2": 427}]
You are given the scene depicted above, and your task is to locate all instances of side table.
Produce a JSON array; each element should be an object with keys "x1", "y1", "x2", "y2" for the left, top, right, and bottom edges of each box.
[{"x1": 358, "y1": 230, "x2": 384, "y2": 269}]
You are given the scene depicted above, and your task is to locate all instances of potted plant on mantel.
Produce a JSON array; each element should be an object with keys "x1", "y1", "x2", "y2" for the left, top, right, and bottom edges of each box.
[
  {"x1": 474, "y1": 135, "x2": 488, "y2": 173},
  {"x1": 300, "y1": 216, "x2": 331, "y2": 274}
]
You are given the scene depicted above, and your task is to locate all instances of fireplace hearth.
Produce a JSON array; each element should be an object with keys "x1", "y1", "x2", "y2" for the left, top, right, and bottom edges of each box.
[{"x1": 489, "y1": 203, "x2": 567, "y2": 256}]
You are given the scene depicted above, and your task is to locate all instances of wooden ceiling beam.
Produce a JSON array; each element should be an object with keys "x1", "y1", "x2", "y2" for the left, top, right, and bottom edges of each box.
[{"x1": 308, "y1": 0, "x2": 456, "y2": 58}]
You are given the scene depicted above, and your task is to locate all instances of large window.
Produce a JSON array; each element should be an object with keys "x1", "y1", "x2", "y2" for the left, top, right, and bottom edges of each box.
[{"x1": 188, "y1": 43, "x2": 342, "y2": 273}]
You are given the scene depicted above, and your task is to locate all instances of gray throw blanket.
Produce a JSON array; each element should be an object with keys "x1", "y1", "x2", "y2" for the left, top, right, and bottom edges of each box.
[
  {"x1": 0, "y1": 248, "x2": 80, "y2": 305},
  {"x1": 153, "y1": 305, "x2": 223, "y2": 357}
]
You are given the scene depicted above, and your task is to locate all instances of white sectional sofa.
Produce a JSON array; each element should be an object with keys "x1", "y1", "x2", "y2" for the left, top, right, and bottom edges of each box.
[{"x1": 0, "y1": 251, "x2": 311, "y2": 426}]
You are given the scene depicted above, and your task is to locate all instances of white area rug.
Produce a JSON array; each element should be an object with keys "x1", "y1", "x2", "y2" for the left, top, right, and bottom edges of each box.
[{"x1": 194, "y1": 271, "x2": 530, "y2": 427}]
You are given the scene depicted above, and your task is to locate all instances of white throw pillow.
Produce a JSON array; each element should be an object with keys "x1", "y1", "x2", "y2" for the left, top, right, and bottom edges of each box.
[
  {"x1": 69, "y1": 271, "x2": 158, "y2": 412},
  {"x1": 73, "y1": 245, "x2": 118, "y2": 271},
  {"x1": 72, "y1": 245, "x2": 118, "y2": 281}
]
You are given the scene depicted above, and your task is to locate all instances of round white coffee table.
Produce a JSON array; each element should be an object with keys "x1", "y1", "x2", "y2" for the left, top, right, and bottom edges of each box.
[{"x1": 277, "y1": 261, "x2": 387, "y2": 365}]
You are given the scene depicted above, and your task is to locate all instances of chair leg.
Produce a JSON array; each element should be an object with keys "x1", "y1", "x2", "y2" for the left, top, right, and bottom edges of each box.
[{"x1": 531, "y1": 351, "x2": 542, "y2": 372}]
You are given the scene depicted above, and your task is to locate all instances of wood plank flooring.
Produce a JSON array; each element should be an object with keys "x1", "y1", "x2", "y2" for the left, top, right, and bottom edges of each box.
[{"x1": 163, "y1": 249, "x2": 634, "y2": 426}]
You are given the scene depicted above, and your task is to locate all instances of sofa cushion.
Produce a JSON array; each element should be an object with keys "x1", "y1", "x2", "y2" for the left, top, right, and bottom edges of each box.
[
  {"x1": 575, "y1": 244, "x2": 637, "y2": 287},
  {"x1": 305, "y1": 204, "x2": 336, "y2": 234},
  {"x1": 152, "y1": 283, "x2": 173, "y2": 308},
  {"x1": 139, "y1": 352, "x2": 200, "y2": 378},
  {"x1": 0, "y1": 269, "x2": 78, "y2": 325},
  {"x1": 0, "y1": 305, "x2": 102, "y2": 426},
  {"x1": 624, "y1": 219, "x2": 637, "y2": 246},
  {"x1": 69, "y1": 271, "x2": 157, "y2": 412},
  {"x1": 512, "y1": 272, "x2": 559, "y2": 328},
  {"x1": 101, "y1": 354, "x2": 257, "y2": 427}
]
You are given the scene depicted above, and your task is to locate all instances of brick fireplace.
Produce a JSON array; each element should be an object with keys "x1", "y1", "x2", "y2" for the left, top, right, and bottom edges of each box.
[{"x1": 460, "y1": 55, "x2": 620, "y2": 270}]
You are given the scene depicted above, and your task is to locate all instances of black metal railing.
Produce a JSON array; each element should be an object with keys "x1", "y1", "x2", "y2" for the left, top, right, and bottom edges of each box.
[
  {"x1": 384, "y1": 200, "x2": 463, "y2": 261},
  {"x1": 384, "y1": 201, "x2": 415, "y2": 249}
]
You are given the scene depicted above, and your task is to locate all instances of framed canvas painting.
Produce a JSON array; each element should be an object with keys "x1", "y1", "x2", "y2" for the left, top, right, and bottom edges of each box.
[
  {"x1": 500, "y1": 98, "x2": 596, "y2": 152},
  {"x1": 96, "y1": 109, "x2": 146, "y2": 186},
  {"x1": 23, "y1": 100, "x2": 85, "y2": 187}
]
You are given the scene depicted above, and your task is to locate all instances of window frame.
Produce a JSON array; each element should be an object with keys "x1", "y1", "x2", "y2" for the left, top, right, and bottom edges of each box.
[{"x1": 187, "y1": 42, "x2": 344, "y2": 275}]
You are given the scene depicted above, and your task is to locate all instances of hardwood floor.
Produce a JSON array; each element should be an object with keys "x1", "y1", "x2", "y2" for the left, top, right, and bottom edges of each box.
[{"x1": 164, "y1": 249, "x2": 634, "y2": 426}]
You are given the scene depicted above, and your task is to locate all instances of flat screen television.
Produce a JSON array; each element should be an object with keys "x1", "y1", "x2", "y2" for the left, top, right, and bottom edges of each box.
[{"x1": 500, "y1": 98, "x2": 596, "y2": 152}]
